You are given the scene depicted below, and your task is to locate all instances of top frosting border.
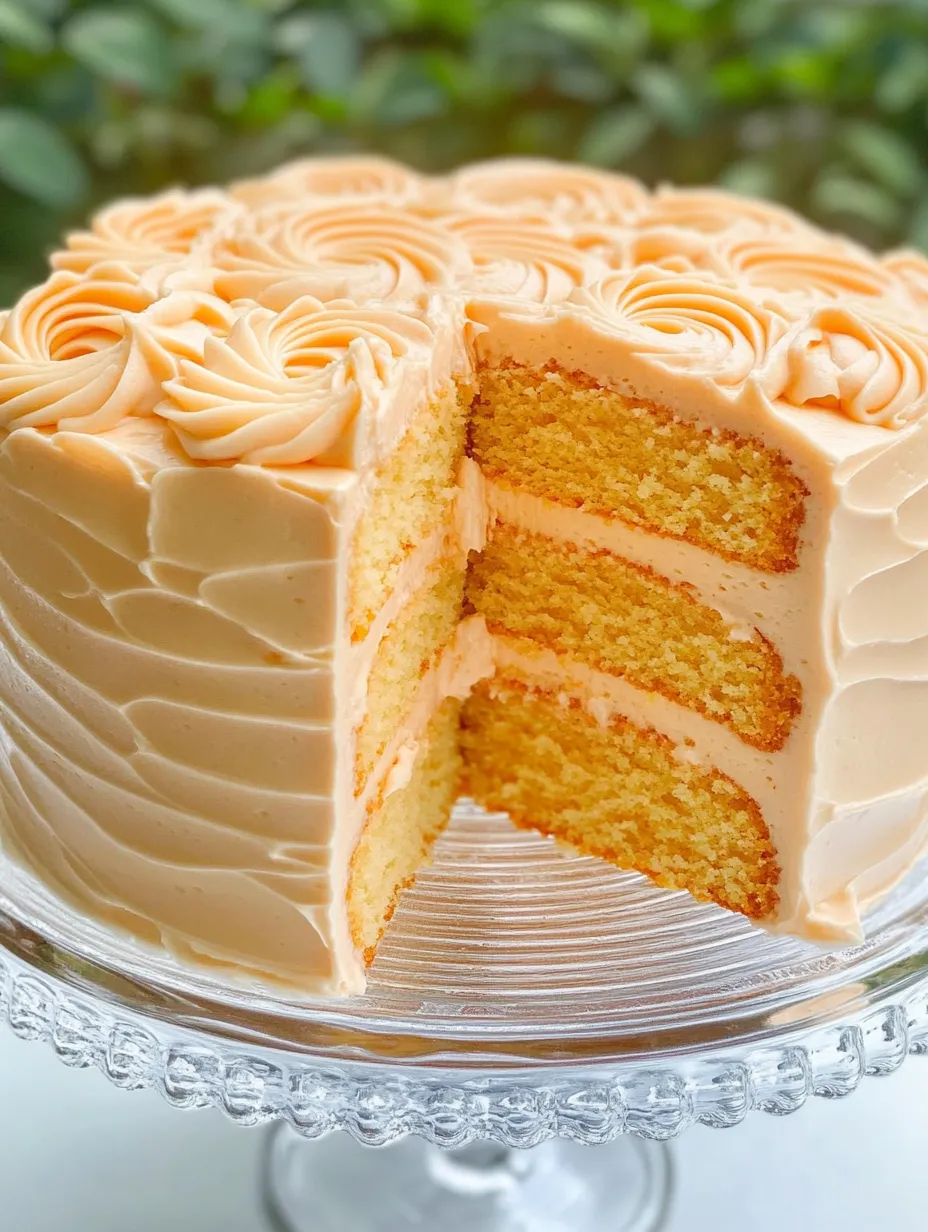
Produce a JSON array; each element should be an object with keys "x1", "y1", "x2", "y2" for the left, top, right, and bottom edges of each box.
[{"x1": 2, "y1": 153, "x2": 928, "y2": 467}]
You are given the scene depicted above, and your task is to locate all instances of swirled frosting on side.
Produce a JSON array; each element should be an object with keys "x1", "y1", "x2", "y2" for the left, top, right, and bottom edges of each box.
[
  {"x1": 210, "y1": 203, "x2": 472, "y2": 307},
  {"x1": 444, "y1": 214, "x2": 606, "y2": 303},
  {"x1": 51, "y1": 188, "x2": 239, "y2": 277},
  {"x1": 230, "y1": 155, "x2": 428, "y2": 210},
  {"x1": 570, "y1": 266, "x2": 787, "y2": 387},
  {"x1": 155, "y1": 296, "x2": 442, "y2": 465},
  {"x1": 759, "y1": 305, "x2": 928, "y2": 427},
  {"x1": 442, "y1": 157, "x2": 648, "y2": 224}
]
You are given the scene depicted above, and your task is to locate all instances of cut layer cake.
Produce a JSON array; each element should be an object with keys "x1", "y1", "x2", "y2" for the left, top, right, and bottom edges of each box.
[{"x1": 0, "y1": 156, "x2": 927, "y2": 993}]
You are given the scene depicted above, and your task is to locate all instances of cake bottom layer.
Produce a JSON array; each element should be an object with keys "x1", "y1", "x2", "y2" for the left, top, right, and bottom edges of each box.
[
  {"x1": 460, "y1": 677, "x2": 780, "y2": 920},
  {"x1": 348, "y1": 699, "x2": 462, "y2": 964}
]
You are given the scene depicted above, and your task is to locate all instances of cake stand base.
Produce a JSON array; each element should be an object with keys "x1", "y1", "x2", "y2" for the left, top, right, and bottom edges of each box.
[{"x1": 261, "y1": 1126, "x2": 674, "y2": 1232}]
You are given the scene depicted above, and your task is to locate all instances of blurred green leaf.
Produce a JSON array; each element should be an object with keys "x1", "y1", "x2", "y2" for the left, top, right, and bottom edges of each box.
[
  {"x1": 24, "y1": 0, "x2": 65, "y2": 15},
  {"x1": 580, "y1": 105, "x2": 655, "y2": 166},
  {"x1": 144, "y1": 0, "x2": 231, "y2": 27},
  {"x1": 876, "y1": 45, "x2": 928, "y2": 114},
  {"x1": 536, "y1": 0, "x2": 647, "y2": 76},
  {"x1": 0, "y1": 108, "x2": 88, "y2": 206},
  {"x1": 552, "y1": 63, "x2": 613, "y2": 104},
  {"x1": 908, "y1": 197, "x2": 928, "y2": 253},
  {"x1": 812, "y1": 169, "x2": 903, "y2": 232},
  {"x1": 633, "y1": 64, "x2": 702, "y2": 134},
  {"x1": 772, "y1": 49, "x2": 833, "y2": 100},
  {"x1": 276, "y1": 13, "x2": 360, "y2": 97},
  {"x1": 240, "y1": 65, "x2": 300, "y2": 125},
  {"x1": 0, "y1": 0, "x2": 53, "y2": 53},
  {"x1": 841, "y1": 120, "x2": 923, "y2": 199},
  {"x1": 535, "y1": 0, "x2": 619, "y2": 49},
  {"x1": 354, "y1": 50, "x2": 449, "y2": 125},
  {"x1": 719, "y1": 156, "x2": 781, "y2": 200},
  {"x1": 711, "y1": 57, "x2": 764, "y2": 104},
  {"x1": 415, "y1": 0, "x2": 480, "y2": 38},
  {"x1": 63, "y1": 8, "x2": 176, "y2": 95}
]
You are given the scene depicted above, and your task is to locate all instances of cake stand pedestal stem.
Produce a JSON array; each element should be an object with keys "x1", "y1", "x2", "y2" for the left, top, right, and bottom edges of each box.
[{"x1": 261, "y1": 1123, "x2": 674, "y2": 1232}]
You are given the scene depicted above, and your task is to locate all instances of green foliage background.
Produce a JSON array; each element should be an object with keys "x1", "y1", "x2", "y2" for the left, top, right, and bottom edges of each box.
[{"x1": 1, "y1": 0, "x2": 928, "y2": 302}]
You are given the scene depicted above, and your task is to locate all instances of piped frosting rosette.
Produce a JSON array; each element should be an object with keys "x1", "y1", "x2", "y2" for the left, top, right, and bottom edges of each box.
[
  {"x1": 156, "y1": 295, "x2": 439, "y2": 465},
  {"x1": 443, "y1": 214, "x2": 606, "y2": 303},
  {"x1": 230, "y1": 155, "x2": 428, "y2": 211},
  {"x1": 0, "y1": 263, "x2": 237, "y2": 434},
  {"x1": 883, "y1": 249, "x2": 928, "y2": 309},
  {"x1": 210, "y1": 203, "x2": 472, "y2": 308},
  {"x1": 641, "y1": 187, "x2": 818, "y2": 237},
  {"x1": 51, "y1": 188, "x2": 240, "y2": 279},
  {"x1": 441, "y1": 158, "x2": 648, "y2": 225},
  {"x1": 758, "y1": 303, "x2": 928, "y2": 428},
  {"x1": 713, "y1": 228, "x2": 907, "y2": 313},
  {"x1": 570, "y1": 266, "x2": 788, "y2": 388}
]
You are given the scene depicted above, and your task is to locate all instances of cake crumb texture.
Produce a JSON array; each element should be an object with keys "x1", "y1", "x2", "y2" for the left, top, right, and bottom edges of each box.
[
  {"x1": 467, "y1": 525, "x2": 801, "y2": 752},
  {"x1": 355, "y1": 558, "x2": 465, "y2": 792},
  {"x1": 349, "y1": 699, "x2": 462, "y2": 964},
  {"x1": 470, "y1": 363, "x2": 807, "y2": 573},
  {"x1": 460, "y1": 679, "x2": 780, "y2": 920},
  {"x1": 350, "y1": 384, "x2": 469, "y2": 639}
]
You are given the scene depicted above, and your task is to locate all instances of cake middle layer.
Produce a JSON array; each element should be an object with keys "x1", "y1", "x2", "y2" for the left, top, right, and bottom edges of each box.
[{"x1": 467, "y1": 523, "x2": 802, "y2": 752}]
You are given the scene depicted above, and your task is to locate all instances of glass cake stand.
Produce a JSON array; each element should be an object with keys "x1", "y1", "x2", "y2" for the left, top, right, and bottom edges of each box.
[{"x1": 1, "y1": 801, "x2": 927, "y2": 1232}]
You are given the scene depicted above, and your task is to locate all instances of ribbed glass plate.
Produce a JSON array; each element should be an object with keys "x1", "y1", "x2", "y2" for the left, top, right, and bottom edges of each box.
[{"x1": 0, "y1": 799, "x2": 927, "y2": 1069}]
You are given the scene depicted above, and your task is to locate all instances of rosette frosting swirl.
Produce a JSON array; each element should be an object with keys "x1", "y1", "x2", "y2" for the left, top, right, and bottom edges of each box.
[
  {"x1": 443, "y1": 158, "x2": 647, "y2": 225},
  {"x1": 156, "y1": 296, "x2": 437, "y2": 465},
  {"x1": 210, "y1": 204, "x2": 471, "y2": 307},
  {"x1": 759, "y1": 305, "x2": 928, "y2": 428},
  {"x1": 716, "y1": 230, "x2": 904, "y2": 307},
  {"x1": 642, "y1": 187, "x2": 816, "y2": 237},
  {"x1": 0, "y1": 265, "x2": 237, "y2": 434},
  {"x1": 230, "y1": 155, "x2": 427, "y2": 210},
  {"x1": 51, "y1": 188, "x2": 239, "y2": 277},
  {"x1": 444, "y1": 214, "x2": 604, "y2": 303},
  {"x1": 571, "y1": 266, "x2": 786, "y2": 387}
]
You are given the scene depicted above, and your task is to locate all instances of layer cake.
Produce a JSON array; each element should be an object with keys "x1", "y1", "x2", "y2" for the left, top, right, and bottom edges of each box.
[{"x1": 0, "y1": 155, "x2": 926, "y2": 994}]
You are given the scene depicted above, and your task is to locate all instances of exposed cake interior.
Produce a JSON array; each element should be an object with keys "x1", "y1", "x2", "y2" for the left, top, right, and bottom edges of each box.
[
  {"x1": 471, "y1": 363, "x2": 808, "y2": 572},
  {"x1": 460, "y1": 679, "x2": 779, "y2": 920},
  {"x1": 345, "y1": 353, "x2": 818, "y2": 959}
]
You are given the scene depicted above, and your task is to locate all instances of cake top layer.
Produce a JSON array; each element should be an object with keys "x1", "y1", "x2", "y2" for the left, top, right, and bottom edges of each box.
[{"x1": 3, "y1": 154, "x2": 928, "y2": 467}]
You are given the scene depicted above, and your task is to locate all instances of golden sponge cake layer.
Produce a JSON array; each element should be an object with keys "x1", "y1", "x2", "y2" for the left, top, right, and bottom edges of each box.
[
  {"x1": 349, "y1": 699, "x2": 462, "y2": 964},
  {"x1": 461, "y1": 677, "x2": 780, "y2": 921},
  {"x1": 471, "y1": 362, "x2": 808, "y2": 573},
  {"x1": 467, "y1": 523, "x2": 802, "y2": 752},
  {"x1": 350, "y1": 383, "x2": 469, "y2": 640}
]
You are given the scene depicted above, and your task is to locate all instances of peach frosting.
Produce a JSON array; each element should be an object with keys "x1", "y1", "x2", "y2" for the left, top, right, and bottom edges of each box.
[
  {"x1": 211, "y1": 203, "x2": 473, "y2": 308},
  {"x1": 51, "y1": 187, "x2": 241, "y2": 278},
  {"x1": 155, "y1": 295, "x2": 449, "y2": 467},
  {"x1": 1, "y1": 155, "x2": 928, "y2": 991},
  {"x1": 9, "y1": 155, "x2": 928, "y2": 455}
]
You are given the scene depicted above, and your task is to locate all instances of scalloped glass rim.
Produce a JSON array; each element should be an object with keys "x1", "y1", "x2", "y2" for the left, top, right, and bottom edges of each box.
[{"x1": 1, "y1": 801, "x2": 928, "y2": 1072}]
